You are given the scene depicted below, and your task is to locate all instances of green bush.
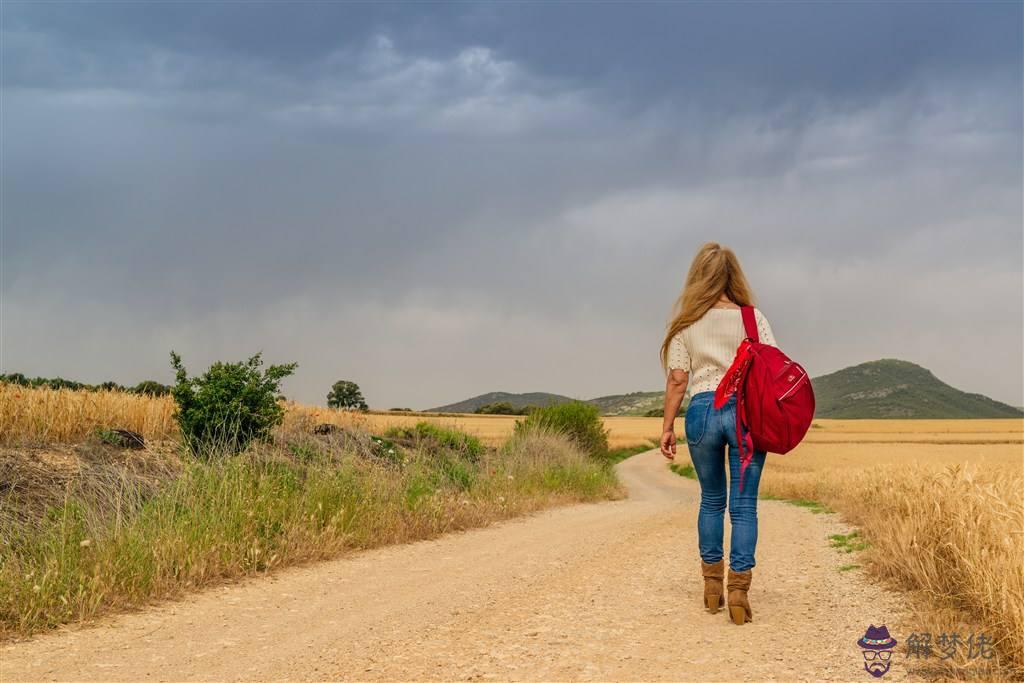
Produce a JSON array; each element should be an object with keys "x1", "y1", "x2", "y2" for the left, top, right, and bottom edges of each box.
[
  {"x1": 513, "y1": 401, "x2": 609, "y2": 458},
  {"x1": 169, "y1": 351, "x2": 297, "y2": 457},
  {"x1": 385, "y1": 422, "x2": 485, "y2": 462}
]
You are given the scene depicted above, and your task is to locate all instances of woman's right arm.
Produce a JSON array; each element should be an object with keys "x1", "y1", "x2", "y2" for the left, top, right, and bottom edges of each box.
[
  {"x1": 660, "y1": 368, "x2": 688, "y2": 459},
  {"x1": 661, "y1": 331, "x2": 690, "y2": 459}
]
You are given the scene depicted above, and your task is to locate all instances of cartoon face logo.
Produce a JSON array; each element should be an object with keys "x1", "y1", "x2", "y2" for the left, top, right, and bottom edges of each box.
[{"x1": 858, "y1": 624, "x2": 898, "y2": 678}]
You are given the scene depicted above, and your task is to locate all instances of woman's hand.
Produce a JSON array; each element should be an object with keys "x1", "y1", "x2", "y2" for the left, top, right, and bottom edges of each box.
[
  {"x1": 661, "y1": 369, "x2": 687, "y2": 460},
  {"x1": 660, "y1": 429, "x2": 677, "y2": 460}
]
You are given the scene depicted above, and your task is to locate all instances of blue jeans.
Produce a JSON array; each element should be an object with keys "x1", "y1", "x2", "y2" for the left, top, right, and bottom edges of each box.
[{"x1": 684, "y1": 390, "x2": 767, "y2": 572}]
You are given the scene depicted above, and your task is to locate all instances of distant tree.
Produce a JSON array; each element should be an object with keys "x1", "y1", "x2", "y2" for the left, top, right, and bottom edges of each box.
[
  {"x1": 644, "y1": 404, "x2": 686, "y2": 418},
  {"x1": 475, "y1": 401, "x2": 518, "y2": 415},
  {"x1": 389, "y1": 407, "x2": 413, "y2": 412},
  {"x1": 0, "y1": 373, "x2": 169, "y2": 396},
  {"x1": 328, "y1": 380, "x2": 368, "y2": 411},
  {"x1": 44, "y1": 377, "x2": 85, "y2": 391},
  {"x1": 132, "y1": 380, "x2": 171, "y2": 397}
]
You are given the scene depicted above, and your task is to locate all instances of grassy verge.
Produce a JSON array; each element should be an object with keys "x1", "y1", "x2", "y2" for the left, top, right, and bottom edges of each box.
[
  {"x1": 829, "y1": 530, "x2": 869, "y2": 553},
  {"x1": 669, "y1": 462, "x2": 697, "y2": 479},
  {"x1": 759, "y1": 493, "x2": 834, "y2": 514},
  {"x1": 0, "y1": 424, "x2": 621, "y2": 639},
  {"x1": 604, "y1": 440, "x2": 659, "y2": 465}
]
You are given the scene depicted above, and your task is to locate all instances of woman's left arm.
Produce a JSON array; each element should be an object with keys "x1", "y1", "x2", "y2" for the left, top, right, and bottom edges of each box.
[{"x1": 660, "y1": 369, "x2": 688, "y2": 459}]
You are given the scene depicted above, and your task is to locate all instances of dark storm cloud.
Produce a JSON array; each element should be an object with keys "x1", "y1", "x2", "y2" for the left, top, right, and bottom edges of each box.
[{"x1": 2, "y1": 1, "x2": 1021, "y2": 408}]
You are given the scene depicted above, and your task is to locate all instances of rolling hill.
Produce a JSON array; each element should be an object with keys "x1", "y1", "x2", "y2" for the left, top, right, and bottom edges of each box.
[
  {"x1": 429, "y1": 359, "x2": 1023, "y2": 419},
  {"x1": 810, "y1": 359, "x2": 1022, "y2": 419},
  {"x1": 587, "y1": 391, "x2": 665, "y2": 416},
  {"x1": 426, "y1": 390, "x2": 665, "y2": 415},
  {"x1": 427, "y1": 391, "x2": 575, "y2": 414}
]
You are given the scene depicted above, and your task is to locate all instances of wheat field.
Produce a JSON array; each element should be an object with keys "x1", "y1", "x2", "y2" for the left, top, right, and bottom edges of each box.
[{"x1": 6, "y1": 383, "x2": 1019, "y2": 452}]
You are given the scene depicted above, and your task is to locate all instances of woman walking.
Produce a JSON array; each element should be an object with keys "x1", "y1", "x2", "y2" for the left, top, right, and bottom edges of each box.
[{"x1": 658, "y1": 242, "x2": 777, "y2": 626}]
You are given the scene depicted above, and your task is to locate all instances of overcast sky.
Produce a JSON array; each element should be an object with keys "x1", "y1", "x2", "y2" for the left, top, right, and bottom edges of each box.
[{"x1": 2, "y1": 2, "x2": 1022, "y2": 409}]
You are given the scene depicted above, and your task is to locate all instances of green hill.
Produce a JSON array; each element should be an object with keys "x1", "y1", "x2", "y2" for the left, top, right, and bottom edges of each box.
[
  {"x1": 811, "y1": 359, "x2": 1023, "y2": 419},
  {"x1": 428, "y1": 390, "x2": 668, "y2": 415},
  {"x1": 429, "y1": 360, "x2": 1022, "y2": 419},
  {"x1": 427, "y1": 391, "x2": 575, "y2": 414},
  {"x1": 587, "y1": 391, "x2": 665, "y2": 416}
]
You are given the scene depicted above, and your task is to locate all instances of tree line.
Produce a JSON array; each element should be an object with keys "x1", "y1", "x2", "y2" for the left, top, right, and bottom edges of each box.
[{"x1": 0, "y1": 373, "x2": 172, "y2": 396}]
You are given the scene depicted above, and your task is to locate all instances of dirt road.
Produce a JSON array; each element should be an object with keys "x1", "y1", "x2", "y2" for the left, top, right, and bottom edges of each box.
[{"x1": 1, "y1": 449, "x2": 918, "y2": 682}]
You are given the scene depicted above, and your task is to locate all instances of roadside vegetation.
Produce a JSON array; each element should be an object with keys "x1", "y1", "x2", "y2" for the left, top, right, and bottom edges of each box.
[
  {"x1": 669, "y1": 462, "x2": 696, "y2": 479},
  {"x1": 0, "y1": 359, "x2": 623, "y2": 639},
  {"x1": 514, "y1": 401, "x2": 609, "y2": 459},
  {"x1": 605, "y1": 440, "x2": 659, "y2": 465}
]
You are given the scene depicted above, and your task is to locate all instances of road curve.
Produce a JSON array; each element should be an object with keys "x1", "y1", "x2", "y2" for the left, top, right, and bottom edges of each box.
[{"x1": 1, "y1": 449, "x2": 917, "y2": 682}]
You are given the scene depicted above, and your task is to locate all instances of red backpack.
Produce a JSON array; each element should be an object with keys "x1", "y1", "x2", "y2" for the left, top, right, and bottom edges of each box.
[{"x1": 713, "y1": 306, "x2": 815, "y2": 492}]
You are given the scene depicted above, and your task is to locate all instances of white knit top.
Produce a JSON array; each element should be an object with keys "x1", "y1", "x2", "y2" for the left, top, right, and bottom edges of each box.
[{"x1": 667, "y1": 307, "x2": 777, "y2": 397}]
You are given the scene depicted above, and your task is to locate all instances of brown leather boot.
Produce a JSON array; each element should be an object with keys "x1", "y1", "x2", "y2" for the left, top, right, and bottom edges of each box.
[
  {"x1": 701, "y1": 559, "x2": 724, "y2": 613},
  {"x1": 727, "y1": 568, "x2": 753, "y2": 624}
]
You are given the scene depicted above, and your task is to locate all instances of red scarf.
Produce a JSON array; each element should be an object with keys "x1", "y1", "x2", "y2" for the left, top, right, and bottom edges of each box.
[{"x1": 713, "y1": 340, "x2": 757, "y2": 492}]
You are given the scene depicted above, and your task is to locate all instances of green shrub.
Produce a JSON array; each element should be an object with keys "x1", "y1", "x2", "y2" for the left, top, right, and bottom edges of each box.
[
  {"x1": 514, "y1": 401, "x2": 609, "y2": 458},
  {"x1": 368, "y1": 435, "x2": 404, "y2": 467},
  {"x1": 385, "y1": 422, "x2": 485, "y2": 462},
  {"x1": 169, "y1": 351, "x2": 297, "y2": 457},
  {"x1": 436, "y1": 455, "x2": 476, "y2": 490}
]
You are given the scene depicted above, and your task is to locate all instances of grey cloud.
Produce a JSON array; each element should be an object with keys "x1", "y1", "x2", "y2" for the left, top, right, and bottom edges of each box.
[{"x1": 2, "y1": 2, "x2": 1021, "y2": 408}]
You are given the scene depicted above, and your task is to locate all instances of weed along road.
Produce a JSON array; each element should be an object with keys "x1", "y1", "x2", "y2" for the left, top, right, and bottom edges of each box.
[{"x1": 1, "y1": 449, "x2": 920, "y2": 682}]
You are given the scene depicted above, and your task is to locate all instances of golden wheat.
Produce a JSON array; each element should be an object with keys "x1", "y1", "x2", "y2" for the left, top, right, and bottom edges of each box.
[{"x1": 0, "y1": 385, "x2": 177, "y2": 444}]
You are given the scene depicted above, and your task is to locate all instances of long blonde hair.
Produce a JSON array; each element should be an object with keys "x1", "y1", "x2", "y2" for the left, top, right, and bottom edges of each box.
[{"x1": 660, "y1": 242, "x2": 756, "y2": 370}]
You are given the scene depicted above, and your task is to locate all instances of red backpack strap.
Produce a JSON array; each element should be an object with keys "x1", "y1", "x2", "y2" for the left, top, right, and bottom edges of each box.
[{"x1": 741, "y1": 305, "x2": 759, "y2": 343}]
